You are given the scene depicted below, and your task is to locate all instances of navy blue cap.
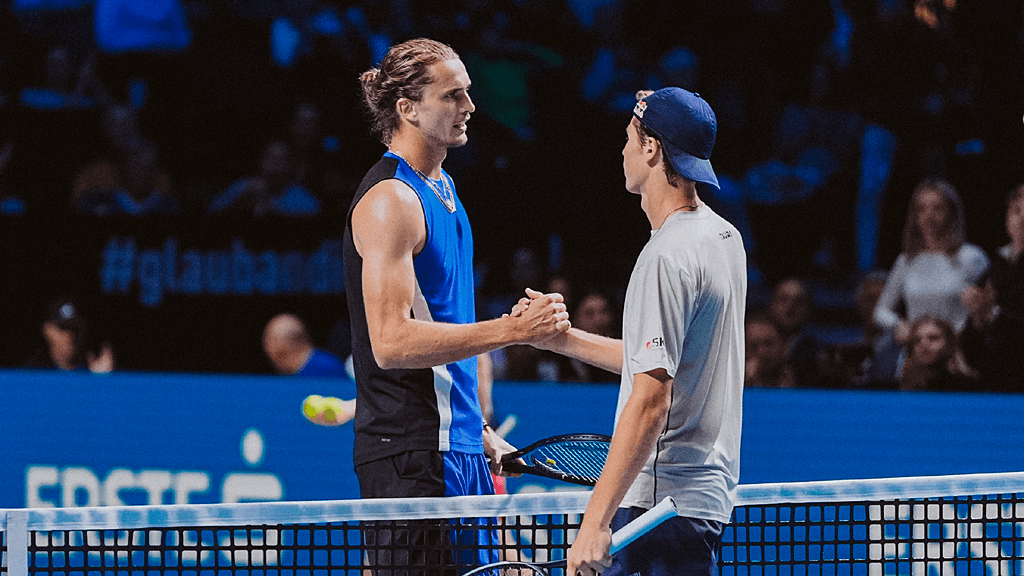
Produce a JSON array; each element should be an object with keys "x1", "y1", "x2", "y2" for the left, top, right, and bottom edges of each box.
[
  {"x1": 45, "y1": 297, "x2": 87, "y2": 332},
  {"x1": 632, "y1": 87, "x2": 719, "y2": 189}
]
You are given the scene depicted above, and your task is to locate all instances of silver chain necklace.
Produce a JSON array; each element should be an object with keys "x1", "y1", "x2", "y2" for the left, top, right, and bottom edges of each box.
[
  {"x1": 389, "y1": 149, "x2": 456, "y2": 213},
  {"x1": 667, "y1": 203, "x2": 700, "y2": 217}
]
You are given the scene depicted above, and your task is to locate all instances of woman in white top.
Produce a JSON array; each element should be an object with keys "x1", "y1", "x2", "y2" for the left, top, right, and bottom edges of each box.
[{"x1": 874, "y1": 177, "x2": 989, "y2": 344}]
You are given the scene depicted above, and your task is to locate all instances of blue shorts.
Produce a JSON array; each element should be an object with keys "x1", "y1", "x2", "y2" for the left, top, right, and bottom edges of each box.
[
  {"x1": 443, "y1": 451, "x2": 499, "y2": 567},
  {"x1": 606, "y1": 507, "x2": 724, "y2": 576},
  {"x1": 443, "y1": 450, "x2": 495, "y2": 497}
]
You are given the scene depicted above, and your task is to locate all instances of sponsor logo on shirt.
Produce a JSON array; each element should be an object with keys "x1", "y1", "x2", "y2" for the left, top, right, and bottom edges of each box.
[
  {"x1": 646, "y1": 337, "x2": 664, "y2": 350},
  {"x1": 719, "y1": 229, "x2": 733, "y2": 239}
]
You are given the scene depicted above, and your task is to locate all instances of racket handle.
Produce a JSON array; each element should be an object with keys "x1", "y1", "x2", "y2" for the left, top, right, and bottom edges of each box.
[{"x1": 609, "y1": 496, "x2": 678, "y2": 554}]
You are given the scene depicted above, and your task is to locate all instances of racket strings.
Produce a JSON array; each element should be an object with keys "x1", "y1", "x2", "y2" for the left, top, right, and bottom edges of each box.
[{"x1": 531, "y1": 441, "x2": 608, "y2": 483}]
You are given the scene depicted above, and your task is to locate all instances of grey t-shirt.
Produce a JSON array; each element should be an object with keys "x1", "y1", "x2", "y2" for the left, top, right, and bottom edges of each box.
[
  {"x1": 616, "y1": 206, "x2": 747, "y2": 523},
  {"x1": 873, "y1": 244, "x2": 989, "y2": 333}
]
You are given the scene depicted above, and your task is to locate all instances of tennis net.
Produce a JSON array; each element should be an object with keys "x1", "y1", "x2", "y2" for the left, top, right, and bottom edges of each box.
[{"x1": 2, "y1": 472, "x2": 1024, "y2": 575}]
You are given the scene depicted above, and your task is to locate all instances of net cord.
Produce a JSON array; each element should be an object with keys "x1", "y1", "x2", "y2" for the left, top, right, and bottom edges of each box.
[
  {"x1": 736, "y1": 470, "x2": 1024, "y2": 505},
  {"x1": 1, "y1": 490, "x2": 593, "y2": 532},
  {"x1": 3, "y1": 471, "x2": 1024, "y2": 532}
]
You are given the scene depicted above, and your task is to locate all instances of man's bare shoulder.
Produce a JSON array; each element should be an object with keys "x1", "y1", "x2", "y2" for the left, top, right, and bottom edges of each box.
[
  {"x1": 351, "y1": 178, "x2": 426, "y2": 255},
  {"x1": 353, "y1": 178, "x2": 423, "y2": 225}
]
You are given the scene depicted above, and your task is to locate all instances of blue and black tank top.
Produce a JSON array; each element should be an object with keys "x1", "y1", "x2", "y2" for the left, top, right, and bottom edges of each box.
[{"x1": 343, "y1": 152, "x2": 483, "y2": 466}]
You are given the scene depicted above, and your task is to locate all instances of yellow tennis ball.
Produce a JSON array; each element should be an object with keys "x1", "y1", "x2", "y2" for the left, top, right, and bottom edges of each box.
[
  {"x1": 322, "y1": 396, "x2": 343, "y2": 423},
  {"x1": 302, "y1": 395, "x2": 325, "y2": 420}
]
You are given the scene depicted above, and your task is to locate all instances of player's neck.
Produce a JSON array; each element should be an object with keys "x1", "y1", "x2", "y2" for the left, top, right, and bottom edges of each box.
[
  {"x1": 388, "y1": 133, "x2": 447, "y2": 178},
  {"x1": 641, "y1": 183, "x2": 701, "y2": 230}
]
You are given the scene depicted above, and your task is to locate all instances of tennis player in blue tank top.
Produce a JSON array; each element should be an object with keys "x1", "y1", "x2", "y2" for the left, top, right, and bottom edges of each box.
[{"x1": 343, "y1": 39, "x2": 571, "y2": 505}]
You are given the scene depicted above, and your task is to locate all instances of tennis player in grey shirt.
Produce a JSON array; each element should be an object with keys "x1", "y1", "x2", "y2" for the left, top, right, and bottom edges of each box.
[{"x1": 515, "y1": 86, "x2": 746, "y2": 576}]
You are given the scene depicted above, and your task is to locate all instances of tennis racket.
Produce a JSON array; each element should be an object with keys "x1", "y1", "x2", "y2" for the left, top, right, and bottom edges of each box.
[
  {"x1": 500, "y1": 433, "x2": 611, "y2": 486},
  {"x1": 460, "y1": 495, "x2": 678, "y2": 576}
]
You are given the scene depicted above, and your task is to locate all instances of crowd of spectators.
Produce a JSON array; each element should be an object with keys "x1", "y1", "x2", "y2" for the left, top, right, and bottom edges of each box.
[{"x1": 1, "y1": 0, "x2": 1023, "y2": 391}]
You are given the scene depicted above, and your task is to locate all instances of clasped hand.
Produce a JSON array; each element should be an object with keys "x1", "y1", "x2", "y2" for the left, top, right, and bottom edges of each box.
[{"x1": 505, "y1": 288, "x2": 570, "y2": 344}]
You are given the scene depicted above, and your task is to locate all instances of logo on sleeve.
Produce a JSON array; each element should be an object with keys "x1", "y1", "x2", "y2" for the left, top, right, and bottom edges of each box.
[{"x1": 646, "y1": 337, "x2": 664, "y2": 350}]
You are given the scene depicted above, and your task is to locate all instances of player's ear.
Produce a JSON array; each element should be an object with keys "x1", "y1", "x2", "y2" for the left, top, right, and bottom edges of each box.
[
  {"x1": 396, "y1": 97, "x2": 417, "y2": 122},
  {"x1": 646, "y1": 138, "x2": 661, "y2": 167}
]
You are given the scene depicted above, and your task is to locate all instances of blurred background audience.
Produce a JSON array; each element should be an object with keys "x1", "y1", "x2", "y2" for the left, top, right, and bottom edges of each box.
[
  {"x1": 960, "y1": 184, "x2": 1024, "y2": 393},
  {"x1": 744, "y1": 311, "x2": 796, "y2": 388},
  {"x1": 262, "y1": 312, "x2": 347, "y2": 377},
  {"x1": 896, "y1": 315, "x2": 977, "y2": 391},
  {"x1": 872, "y1": 177, "x2": 989, "y2": 342},
  {"x1": 22, "y1": 295, "x2": 115, "y2": 373},
  {"x1": 0, "y1": 0, "x2": 1022, "y2": 393}
]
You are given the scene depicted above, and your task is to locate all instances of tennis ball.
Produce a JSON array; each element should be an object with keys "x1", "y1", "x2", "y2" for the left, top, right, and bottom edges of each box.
[
  {"x1": 322, "y1": 396, "x2": 343, "y2": 423},
  {"x1": 302, "y1": 395, "x2": 325, "y2": 421}
]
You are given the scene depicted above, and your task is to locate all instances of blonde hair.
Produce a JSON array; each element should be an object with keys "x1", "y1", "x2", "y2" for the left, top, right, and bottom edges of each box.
[
  {"x1": 901, "y1": 177, "x2": 966, "y2": 260},
  {"x1": 359, "y1": 38, "x2": 459, "y2": 145}
]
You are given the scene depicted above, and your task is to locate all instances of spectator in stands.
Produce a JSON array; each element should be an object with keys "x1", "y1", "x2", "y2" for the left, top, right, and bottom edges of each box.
[
  {"x1": 71, "y1": 102, "x2": 179, "y2": 215},
  {"x1": 744, "y1": 312, "x2": 795, "y2": 388},
  {"x1": 960, "y1": 184, "x2": 1024, "y2": 392},
  {"x1": 898, "y1": 315, "x2": 976, "y2": 391},
  {"x1": 459, "y1": 6, "x2": 566, "y2": 142},
  {"x1": 732, "y1": 66, "x2": 897, "y2": 284},
  {"x1": 852, "y1": 270, "x2": 902, "y2": 385},
  {"x1": 767, "y1": 277, "x2": 822, "y2": 387},
  {"x1": 15, "y1": 52, "x2": 117, "y2": 214},
  {"x1": 873, "y1": 177, "x2": 989, "y2": 342},
  {"x1": 491, "y1": 247, "x2": 558, "y2": 381},
  {"x1": 73, "y1": 139, "x2": 179, "y2": 215},
  {"x1": 545, "y1": 272, "x2": 575, "y2": 313},
  {"x1": 488, "y1": 270, "x2": 576, "y2": 382},
  {"x1": 264, "y1": 312, "x2": 356, "y2": 429},
  {"x1": 501, "y1": 340, "x2": 557, "y2": 381},
  {"x1": 286, "y1": 99, "x2": 347, "y2": 211},
  {"x1": 820, "y1": 270, "x2": 902, "y2": 388},
  {"x1": 555, "y1": 288, "x2": 620, "y2": 382},
  {"x1": 18, "y1": 45, "x2": 110, "y2": 111},
  {"x1": 207, "y1": 139, "x2": 320, "y2": 216},
  {"x1": 22, "y1": 296, "x2": 114, "y2": 373},
  {"x1": 262, "y1": 312, "x2": 348, "y2": 377}
]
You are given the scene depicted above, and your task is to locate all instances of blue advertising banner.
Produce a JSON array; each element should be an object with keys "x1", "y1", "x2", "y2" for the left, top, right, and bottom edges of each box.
[
  {"x1": 2, "y1": 370, "x2": 359, "y2": 508},
  {"x1": 3, "y1": 370, "x2": 1024, "y2": 509}
]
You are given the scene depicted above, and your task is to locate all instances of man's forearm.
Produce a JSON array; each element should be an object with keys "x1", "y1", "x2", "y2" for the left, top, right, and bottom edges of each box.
[
  {"x1": 544, "y1": 328, "x2": 624, "y2": 375},
  {"x1": 582, "y1": 370, "x2": 672, "y2": 529},
  {"x1": 371, "y1": 316, "x2": 522, "y2": 369}
]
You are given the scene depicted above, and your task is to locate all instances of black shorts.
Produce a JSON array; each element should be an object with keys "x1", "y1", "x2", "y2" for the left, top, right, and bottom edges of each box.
[
  {"x1": 357, "y1": 450, "x2": 446, "y2": 499},
  {"x1": 355, "y1": 451, "x2": 498, "y2": 576}
]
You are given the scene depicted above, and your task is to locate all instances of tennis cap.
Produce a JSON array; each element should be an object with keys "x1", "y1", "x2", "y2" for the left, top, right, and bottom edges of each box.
[
  {"x1": 45, "y1": 297, "x2": 87, "y2": 332},
  {"x1": 632, "y1": 87, "x2": 719, "y2": 189}
]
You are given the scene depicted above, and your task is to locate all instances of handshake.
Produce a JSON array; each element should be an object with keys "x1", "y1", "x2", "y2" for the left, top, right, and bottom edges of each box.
[{"x1": 503, "y1": 287, "x2": 571, "y2": 348}]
